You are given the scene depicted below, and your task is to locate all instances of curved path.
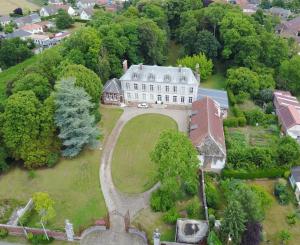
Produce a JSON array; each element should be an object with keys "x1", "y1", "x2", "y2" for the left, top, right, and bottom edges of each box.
[{"x1": 100, "y1": 107, "x2": 189, "y2": 231}]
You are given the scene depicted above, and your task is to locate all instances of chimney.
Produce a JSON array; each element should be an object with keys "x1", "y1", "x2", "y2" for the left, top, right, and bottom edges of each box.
[
  {"x1": 122, "y1": 60, "x2": 128, "y2": 73},
  {"x1": 178, "y1": 64, "x2": 182, "y2": 72},
  {"x1": 153, "y1": 229, "x2": 160, "y2": 245},
  {"x1": 139, "y1": 63, "x2": 143, "y2": 70},
  {"x1": 195, "y1": 63, "x2": 200, "y2": 83}
]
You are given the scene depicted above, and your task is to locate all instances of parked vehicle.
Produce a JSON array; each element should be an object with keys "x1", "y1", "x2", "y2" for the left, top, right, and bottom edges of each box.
[{"x1": 137, "y1": 103, "x2": 149, "y2": 108}]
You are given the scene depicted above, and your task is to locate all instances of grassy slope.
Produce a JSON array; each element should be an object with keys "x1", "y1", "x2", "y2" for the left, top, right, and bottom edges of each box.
[
  {"x1": 0, "y1": 0, "x2": 39, "y2": 15},
  {"x1": 0, "y1": 55, "x2": 38, "y2": 105},
  {"x1": 249, "y1": 180, "x2": 300, "y2": 245},
  {"x1": 111, "y1": 114, "x2": 177, "y2": 194},
  {"x1": 0, "y1": 107, "x2": 123, "y2": 233}
]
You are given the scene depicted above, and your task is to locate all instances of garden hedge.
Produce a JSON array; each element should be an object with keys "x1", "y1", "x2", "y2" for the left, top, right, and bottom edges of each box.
[{"x1": 221, "y1": 168, "x2": 288, "y2": 179}]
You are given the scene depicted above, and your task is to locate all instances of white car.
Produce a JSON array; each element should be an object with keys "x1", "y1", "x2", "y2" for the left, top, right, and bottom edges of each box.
[{"x1": 137, "y1": 103, "x2": 149, "y2": 109}]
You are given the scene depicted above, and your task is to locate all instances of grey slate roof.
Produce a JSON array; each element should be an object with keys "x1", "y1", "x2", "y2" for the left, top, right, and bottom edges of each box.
[
  {"x1": 5, "y1": 29, "x2": 31, "y2": 39},
  {"x1": 14, "y1": 13, "x2": 41, "y2": 26},
  {"x1": 120, "y1": 65, "x2": 198, "y2": 85},
  {"x1": 103, "y1": 78, "x2": 121, "y2": 93},
  {"x1": 197, "y1": 88, "x2": 229, "y2": 109},
  {"x1": 291, "y1": 166, "x2": 300, "y2": 182}
]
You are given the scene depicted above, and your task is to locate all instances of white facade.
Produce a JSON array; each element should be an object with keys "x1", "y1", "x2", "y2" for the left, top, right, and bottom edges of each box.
[
  {"x1": 67, "y1": 6, "x2": 76, "y2": 16},
  {"x1": 80, "y1": 10, "x2": 92, "y2": 20},
  {"x1": 120, "y1": 65, "x2": 199, "y2": 106},
  {"x1": 287, "y1": 125, "x2": 300, "y2": 140},
  {"x1": 77, "y1": 1, "x2": 96, "y2": 9}
]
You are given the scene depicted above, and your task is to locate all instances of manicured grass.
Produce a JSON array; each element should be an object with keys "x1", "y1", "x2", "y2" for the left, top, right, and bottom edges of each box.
[
  {"x1": 0, "y1": 107, "x2": 123, "y2": 233},
  {"x1": 0, "y1": 0, "x2": 39, "y2": 15},
  {"x1": 0, "y1": 55, "x2": 38, "y2": 105},
  {"x1": 111, "y1": 114, "x2": 177, "y2": 194},
  {"x1": 165, "y1": 41, "x2": 182, "y2": 66},
  {"x1": 248, "y1": 180, "x2": 300, "y2": 245},
  {"x1": 202, "y1": 73, "x2": 226, "y2": 90}
]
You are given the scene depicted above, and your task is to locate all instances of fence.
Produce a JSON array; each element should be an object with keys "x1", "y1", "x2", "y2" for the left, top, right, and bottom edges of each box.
[
  {"x1": 0, "y1": 224, "x2": 66, "y2": 240},
  {"x1": 199, "y1": 169, "x2": 209, "y2": 221}
]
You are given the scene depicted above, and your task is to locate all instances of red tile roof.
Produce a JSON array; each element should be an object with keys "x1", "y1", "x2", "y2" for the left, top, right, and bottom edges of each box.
[{"x1": 189, "y1": 97, "x2": 226, "y2": 154}]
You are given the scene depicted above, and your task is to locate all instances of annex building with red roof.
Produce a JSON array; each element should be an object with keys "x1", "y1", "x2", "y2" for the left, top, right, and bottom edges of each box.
[
  {"x1": 274, "y1": 90, "x2": 300, "y2": 141},
  {"x1": 189, "y1": 97, "x2": 226, "y2": 171}
]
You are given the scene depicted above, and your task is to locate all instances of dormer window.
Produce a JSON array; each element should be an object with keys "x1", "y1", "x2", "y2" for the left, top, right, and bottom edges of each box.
[
  {"x1": 132, "y1": 72, "x2": 138, "y2": 80},
  {"x1": 164, "y1": 74, "x2": 171, "y2": 82},
  {"x1": 148, "y1": 73, "x2": 155, "y2": 81},
  {"x1": 180, "y1": 75, "x2": 187, "y2": 82}
]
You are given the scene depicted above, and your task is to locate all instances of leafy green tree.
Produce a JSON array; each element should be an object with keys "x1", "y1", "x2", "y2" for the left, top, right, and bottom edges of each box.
[
  {"x1": 54, "y1": 79, "x2": 99, "y2": 157},
  {"x1": 221, "y1": 200, "x2": 246, "y2": 244},
  {"x1": 277, "y1": 136, "x2": 300, "y2": 166},
  {"x1": 193, "y1": 30, "x2": 220, "y2": 58},
  {"x1": 13, "y1": 73, "x2": 51, "y2": 101},
  {"x1": 150, "y1": 130, "x2": 199, "y2": 199},
  {"x1": 4, "y1": 23, "x2": 14, "y2": 34},
  {"x1": 279, "y1": 55, "x2": 300, "y2": 94},
  {"x1": 0, "y1": 38, "x2": 32, "y2": 69},
  {"x1": 60, "y1": 64, "x2": 103, "y2": 104},
  {"x1": 177, "y1": 53, "x2": 213, "y2": 80},
  {"x1": 260, "y1": 0, "x2": 272, "y2": 9},
  {"x1": 278, "y1": 230, "x2": 291, "y2": 245},
  {"x1": 32, "y1": 192, "x2": 56, "y2": 223},
  {"x1": 55, "y1": 9, "x2": 74, "y2": 30}
]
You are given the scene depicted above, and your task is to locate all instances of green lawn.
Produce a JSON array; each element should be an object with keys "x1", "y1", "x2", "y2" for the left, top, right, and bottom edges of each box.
[
  {"x1": 0, "y1": 107, "x2": 123, "y2": 233},
  {"x1": 111, "y1": 114, "x2": 177, "y2": 194},
  {"x1": 0, "y1": 55, "x2": 38, "y2": 105},
  {"x1": 249, "y1": 180, "x2": 300, "y2": 245}
]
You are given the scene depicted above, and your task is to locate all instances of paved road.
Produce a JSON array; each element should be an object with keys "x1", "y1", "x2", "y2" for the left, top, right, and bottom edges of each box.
[{"x1": 81, "y1": 107, "x2": 189, "y2": 245}]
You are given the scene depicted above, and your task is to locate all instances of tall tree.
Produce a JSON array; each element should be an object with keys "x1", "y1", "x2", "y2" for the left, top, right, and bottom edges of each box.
[
  {"x1": 32, "y1": 192, "x2": 56, "y2": 224},
  {"x1": 54, "y1": 79, "x2": 99, "y2": 157},
  {"x1": 221, "y1": 200, "x2": 246, "y2": 244},
  {"x1": 55, "y1": 9, "x2": 74, "y2": 30},
  {"x1": 150, "y1": 130, "x2": 199, "y2": 198}
]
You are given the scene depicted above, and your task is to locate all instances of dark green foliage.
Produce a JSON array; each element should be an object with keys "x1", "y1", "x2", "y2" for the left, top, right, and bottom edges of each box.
[
  {"x1": 162, "y1": 207, "x2": 180, "y2": 224},
  {"x1": 207, "y1": 231, "x2": 222, "y2": 245},
  {"x1": 27, "y1": 233, "x2": 54, "y2": 244},
  {"x1": 277, "y1": 136, "x2": 300, "y2": 166},
  {"x1": 0, "y1": 147, "x2": 8, "y2": 173},
  {"x1": 0, "y1": 228, "x2": 8, "y2": 238},
  {"x1": 150, "y1": 189, "x2": 174, "y2": 212},
  {"x1": 186, "y1": 198, "x2": 201, "y2": 219},
  {"x1": 0, "y1": 38, "x2": 32, "y2": 69},
  {"x1": 223, "y1": 117, "x2": 246, "y2": 127},
  {"x1": 46, "y1": 152, "x2": 60, "y2": 168},
  {"x1": 279, "y1": 55, "x2": 300, "y2": 94},
  {"x1": 55, "y1": 9, "x2": 74, "y2": 29},
  {"x1": 222, "y1": 168, "x2": 286, "y2": 179},
  {"x1": 206, "y1": 181, "x2": 221, "y2": 209},
  {"x1": 274, "y1": 179, "x2": 291, "y2": 205},
  {"x1": 286, "y1": 213, "x2": 297, "y2": 225}
]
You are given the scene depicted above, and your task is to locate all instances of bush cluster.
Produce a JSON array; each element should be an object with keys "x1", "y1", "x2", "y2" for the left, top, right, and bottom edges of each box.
[
  {"x1": 162, "y1": 207, "x2": 180, "y2": 224},
  {"x1": 0, "y1": 228, "x2": 8, "y2": 238},
  {"x1": 27, "y1": 233, "x2": 54, "y2": 244},
  {"x1": 222, "y1": 168, "x2": 286, "y2": 179},
  {"x1": 150, "y1": 189, "x2": 174, "y2": 212},
  {"x1": 274, "y1": 179, "x2": 291, "y2": 205}
]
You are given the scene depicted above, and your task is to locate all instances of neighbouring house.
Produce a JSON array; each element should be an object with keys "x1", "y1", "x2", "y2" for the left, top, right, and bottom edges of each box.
[
  {"x1": 40, "y1": 4, "x2": 75, "y2": 17},
  {"x1": 176, "y1": 219, "x2": 208, "y2": 244},
  {"x1": 102, "y1": 78, "x2": 123, "y2": 105},
  {"x1": 14, "y1": 13, "x2": 41, "y2": 27},
  {"x1": 20, "y1": 23, "x2": 43, "y2": 34},
  {"x1": 268, "y1": 7, "x2": 292, "y2": 20},
  {"x1": 77, "y1": 0, "x2": 97, "y2": 9},
  {"x1": 189, "y1": 97, "x2": 226, "y2": 171},
  {"x1": 48, "y1": 0, "x2": 64, "y2": 4},
  {"x1": 276, "y1": 16, "x2": 300, "y2": 44},
  {"x1": 53, "y1": 31, "x2": 70, "y2": 41},
  {"x1": 118, "y1": 61, "x2": 199, "y2": 106},
  {"x1": 274, "y1": 90, "x2": 300, "y2": 141},
  {"x1": 29, "y1": 34, "x2": 51, "y2": 47},
  {"x1": 5, "y1": 29, "x2": 31, "y2": 40},
  {"x1": 0, "y1": 16, "x2": 11, "y2": 26},
  {"x1": 289, "y1": 166, "x2": 300, "y2": 204},
  {"x1": 80, "y1": 8, "x2": 94, "y2": 20},
  {"x1": 197, "y1": 87, "x2": 229, "y2": 118}
]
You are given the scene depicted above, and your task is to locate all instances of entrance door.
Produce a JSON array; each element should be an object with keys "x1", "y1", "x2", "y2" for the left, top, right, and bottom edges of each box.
[{"x1": 157, "y1": 95, "x2": 162, "y2": 102}]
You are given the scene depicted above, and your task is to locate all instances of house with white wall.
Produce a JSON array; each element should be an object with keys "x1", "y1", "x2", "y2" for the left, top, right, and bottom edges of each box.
[{"x1": 290, "y1": 166, "x2": 300, "y2": 205}]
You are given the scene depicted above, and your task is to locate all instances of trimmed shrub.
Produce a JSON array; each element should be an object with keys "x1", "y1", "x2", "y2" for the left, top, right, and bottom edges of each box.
[
  {"x1": 222, "y1": 168, "x2": 287, "y2": 179},
  {"x1": 46, "y1": 152, "x2": 59, "y2": 168},
  {"x1": 205, "y1": 182, "x2": 221, "y2": 209},
  {"x1": 0, "y1": 228, "x2": 8, "y2": 238},
  {"x1": 274, "y1": 179, "x2": 290, "y2": 205},
  {"x1": 162, "y1": 207, "x2": 180, "y2": 224},
  {"x1": 224, "y1": 117, "x2": 239, "y2": 127},
  {"x1": 228, "y1": 89, "x2": 236, "y2": 105}
]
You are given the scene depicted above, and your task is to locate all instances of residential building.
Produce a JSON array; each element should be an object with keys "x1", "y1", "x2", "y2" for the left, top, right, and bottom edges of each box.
[
  {"x1": 0, "y1": 16, "x2": 11, "y2": 26},
  {"x1": 274, "y1": 90, "x2": 300, "y2": 141},
  {"x1": 5, "y1": 30, "x2": 31, "y2": 40},
  {"x1": 290, "y1": 166, "x2": 300, "y2": 204},
  {"x1": 276, "y1": 16, "x2": 300, "y2": 44},
  {"x1": 80, "y1": 8, "x2": 94, "y2": 20},
  {"x1": 20, "y1": 23, "x2": 43, "y2": 34},
  {"x1": 40, "y1": 4, "x2": 75, "y2": 17},
  {"x1": 29, "y1": 34, "x2": 50, "y2": 46},
  {"x1": 119, "y1": 62, "x2": 199, "y2": 105},
  {"x1": 77, "y1": 0, "x2": 97, "y2": 9},
  {"x1": 197, "y1": 87, "x2": 229, "y2": 118},
  {"x1": 48, "y1": 0, "x2": 64, "y2": 4},
  {"x1": 189, "y1": 97, "x2": 226, "y2": 171},
  {"x1": 268, "y1": 7, "x2": 291, "y2": 20},
  {"x1": 14, "y1": 13, "x2": 41, "y2": 27},
  {"x1": 102, "y1": 78, "x2": 123, "y2": 105},
  {"x1": 176, "y1": 219, "x2": 208, "y2": 244}
]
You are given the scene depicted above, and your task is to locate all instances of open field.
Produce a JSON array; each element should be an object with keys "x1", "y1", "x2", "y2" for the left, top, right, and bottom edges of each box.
[
  {"x1": 0, "y1": 0, "x2": 39, "y2": 15},
  {"x1": 0, "y1": 107, "x2": 123, "y2": 233},
  {"x1": 111, "y1": 114, "x2": 177, "y2": 194},
  {"x1": 249, "y1": 180, "x2": 300, "y2": 245}
]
